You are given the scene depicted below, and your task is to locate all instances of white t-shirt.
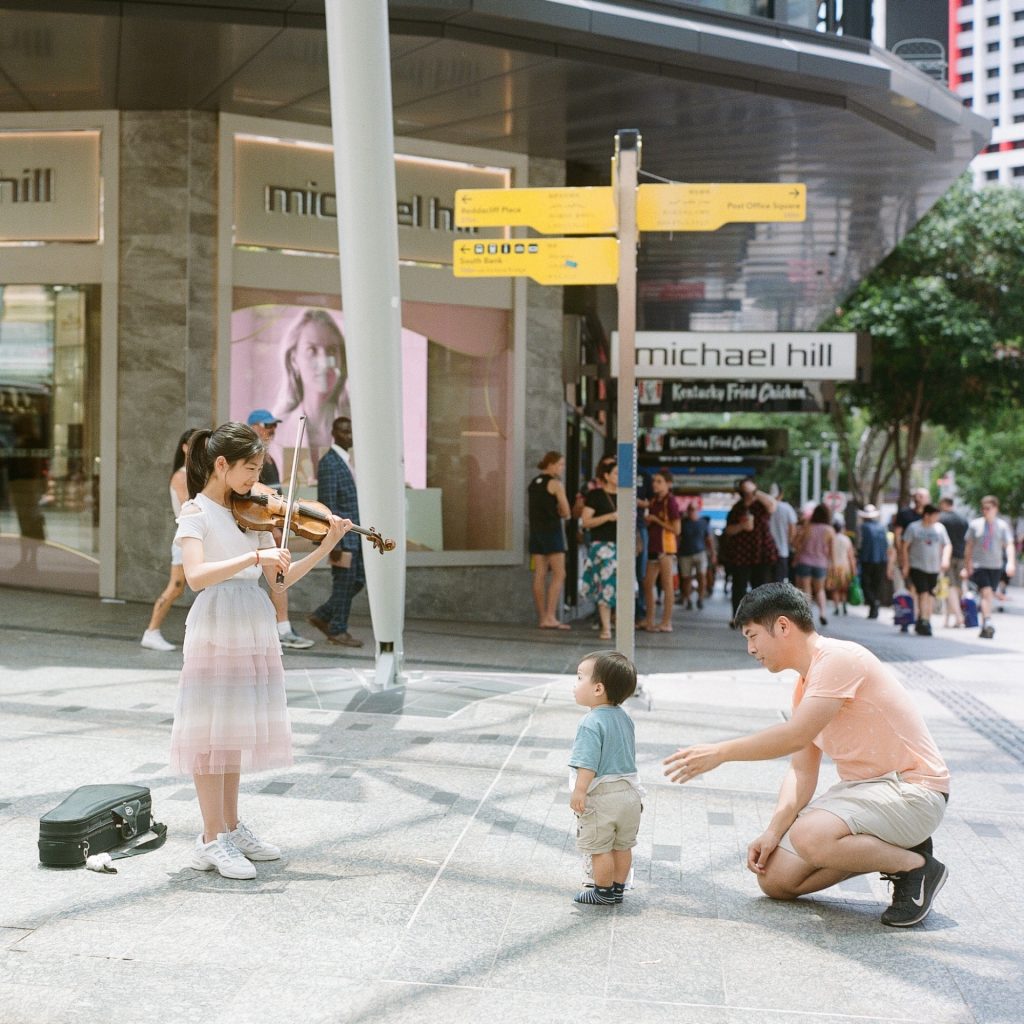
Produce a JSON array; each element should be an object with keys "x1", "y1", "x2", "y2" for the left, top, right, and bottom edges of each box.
[
  {"x1": 905, "y1": 520, "x2": 950, "y2": 574},
  {"x1": 174, "y1": 493, "x2": 274, "y2": 581},
  {"x1": 769, "y1": 501, "x2": 798, "y2": 557},
  {"x1": 967, "y1": 516, "x2": 1014, "y2": 570}
]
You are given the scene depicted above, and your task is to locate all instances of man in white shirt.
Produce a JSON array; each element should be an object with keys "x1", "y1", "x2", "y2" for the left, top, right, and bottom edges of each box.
[{"x1": 768, "y1": 487, "x2": 798, "y2": 583}]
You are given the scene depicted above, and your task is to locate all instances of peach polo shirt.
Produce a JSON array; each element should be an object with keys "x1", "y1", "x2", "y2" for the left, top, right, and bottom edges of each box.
[{"x1": 793, "y1": 637, "x2": 949, "y2": 793}]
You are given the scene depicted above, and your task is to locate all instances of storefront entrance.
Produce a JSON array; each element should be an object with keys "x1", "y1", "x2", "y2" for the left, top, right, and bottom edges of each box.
[{"x1": 0, "y1": 284, "x2": 101, "y2": 593}]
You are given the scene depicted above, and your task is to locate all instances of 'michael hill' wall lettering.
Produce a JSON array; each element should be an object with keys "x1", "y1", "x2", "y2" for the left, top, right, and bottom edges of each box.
[
  {"x1": 235, "y1": 134, "x2": 508, "y2": 260},
  {"x1": 0, "y1": 168, "x2": 54, "y2": 203},
  {"x1": 0, "y1": 131, "x2": 100, "y2": 242},
  {"x1": 263, "y1": 180, "x2": 474, "y2": 233}
]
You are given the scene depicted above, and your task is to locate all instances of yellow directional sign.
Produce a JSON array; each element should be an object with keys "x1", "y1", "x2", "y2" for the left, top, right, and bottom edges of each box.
[
  {"x1": 455, "y1": 187, "x2": 617, "y2": 235},
  {"x1": 452, "y1": 237, "x2": 618, "y2": 285},
  {"x1": 637, "y1": 183, "x2": 806, "y2": 232}
]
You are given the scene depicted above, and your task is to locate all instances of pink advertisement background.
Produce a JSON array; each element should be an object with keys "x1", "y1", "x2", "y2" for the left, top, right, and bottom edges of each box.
[{"x1": 229, "y1": 300, "x2": 428, "y2": 488}]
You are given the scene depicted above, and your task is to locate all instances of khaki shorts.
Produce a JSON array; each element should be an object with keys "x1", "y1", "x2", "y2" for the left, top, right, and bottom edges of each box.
[
  {"x1": 777, "y1": 772, "x2": 947, "y2": 856},
  {"x1": 574, "y1": 780, "x2": 642, "y2": 854},
  {"x1": 679, "y1": 552, "x2": 707, "y2": 577}
]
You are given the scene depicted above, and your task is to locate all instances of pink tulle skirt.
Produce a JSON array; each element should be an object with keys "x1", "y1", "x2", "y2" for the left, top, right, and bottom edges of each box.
[{"x1": 169, "y1": 580, "x2": 293, "y2": 776}]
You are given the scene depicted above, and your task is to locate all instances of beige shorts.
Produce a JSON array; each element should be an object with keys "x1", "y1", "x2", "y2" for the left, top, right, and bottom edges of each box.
[
  {"x1": 679, "y1": 552, "x2": 707, "y2": 577},
  {"x1": 777, "y1": 772, "x2": 947, "y2": 856},
  {"x1": 574, "y1": 780, "x2": 642, "y2": 854}
]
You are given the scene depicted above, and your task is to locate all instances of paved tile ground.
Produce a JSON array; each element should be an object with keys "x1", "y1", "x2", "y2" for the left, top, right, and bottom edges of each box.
[{"x1": 2, "y1": 582, "x2": 1024, "y2": 1023}]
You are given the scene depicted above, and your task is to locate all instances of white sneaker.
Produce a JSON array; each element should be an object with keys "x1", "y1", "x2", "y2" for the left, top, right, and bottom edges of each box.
[
  {"x1": 141, "y1": 629, "x2": 175, "y2": 652},
  {"x1": 278, "y1": 630, "x2": 314, "y2": 650},
  {"x1": 225, "y1": 821, "x2": 281, "y2": 861},
  {"x1": 191, "y1": 834, "x2": 256, "y2": 879}
]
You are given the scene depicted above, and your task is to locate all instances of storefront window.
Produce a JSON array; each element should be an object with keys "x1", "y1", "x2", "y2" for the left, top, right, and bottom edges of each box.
[
  {"x1": 229, "y1": 288, "x2": 512, "y2": 553},
  {"x1": 0, "y1": 284, "x2": 100, "y2": 592}
]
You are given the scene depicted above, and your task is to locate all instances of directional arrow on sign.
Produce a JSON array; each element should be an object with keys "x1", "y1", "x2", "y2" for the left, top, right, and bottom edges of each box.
[
  {"x1": 455, "y1": 186, "x2": 617, "y2": 235},
  {"x1": 637, "y1": 183, "x2": 806, "y2": 231}
]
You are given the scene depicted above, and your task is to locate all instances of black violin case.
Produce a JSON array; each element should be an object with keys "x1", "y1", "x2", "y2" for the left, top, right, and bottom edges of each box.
[{"x1": 38, "y1": 784, "x2": 165, "y2": 867}]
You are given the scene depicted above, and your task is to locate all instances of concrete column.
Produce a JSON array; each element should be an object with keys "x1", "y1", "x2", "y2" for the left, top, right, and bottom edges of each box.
[{"x1": 324, "y1": 2, "x2": 406, "y2": 683}]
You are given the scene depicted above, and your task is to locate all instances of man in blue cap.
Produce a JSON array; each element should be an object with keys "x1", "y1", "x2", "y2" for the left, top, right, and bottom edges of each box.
[{"x1": 247, "y1": 409, "x2": 314, "y2": 650}]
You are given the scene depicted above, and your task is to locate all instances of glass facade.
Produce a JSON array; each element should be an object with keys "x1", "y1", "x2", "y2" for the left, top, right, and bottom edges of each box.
[
  {"x1": 228, "y1": 288, "x2": 513, "y2": 554},
  {"x1": 685, "y1": 0, "x2": 871, "y2": 37},
  {"x1": 0, "y1": 284, "x2": 101, "y2": 592}
]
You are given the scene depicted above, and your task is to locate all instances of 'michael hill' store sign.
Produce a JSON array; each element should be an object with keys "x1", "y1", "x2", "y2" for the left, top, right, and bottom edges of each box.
[{"x1": 0, "y1": 131, "x2": 100, "y2": 242}]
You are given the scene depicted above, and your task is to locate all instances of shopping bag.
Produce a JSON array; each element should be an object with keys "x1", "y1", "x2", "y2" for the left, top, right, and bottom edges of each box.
[
  {"x1": 893, "y1": 591, "x2": 915, "y2": 628},
  {"x1": 848, "y1": 576, "x2": 864, "y2": 606},
  {"x1": 961, "y1": 589, "x2": 979, "y2": 628}
]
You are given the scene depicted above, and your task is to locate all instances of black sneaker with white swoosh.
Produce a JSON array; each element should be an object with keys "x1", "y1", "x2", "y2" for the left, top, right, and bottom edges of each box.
[{"x1": 880, "y1": 854, "x2": 948, "y2": 927}]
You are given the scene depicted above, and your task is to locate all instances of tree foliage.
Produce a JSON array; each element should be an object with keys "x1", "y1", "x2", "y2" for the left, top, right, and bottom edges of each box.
[
  {"x1": 947, "y1": 411, "x2": 1024, "y2": 515},
  {"x1": 825, "y1": 178, "x2": 1024, "y2": 505}
]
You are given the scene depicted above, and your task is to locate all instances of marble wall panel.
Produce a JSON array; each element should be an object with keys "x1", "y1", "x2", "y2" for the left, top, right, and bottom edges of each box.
[{"x1": 117, "y1": 110, "x2": 218, "y2": 601}]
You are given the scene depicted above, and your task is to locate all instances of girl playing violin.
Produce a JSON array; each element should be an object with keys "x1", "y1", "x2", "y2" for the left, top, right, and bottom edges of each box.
[{"x1": 171, "y1": 422, "x2": 349, "y2": 879}]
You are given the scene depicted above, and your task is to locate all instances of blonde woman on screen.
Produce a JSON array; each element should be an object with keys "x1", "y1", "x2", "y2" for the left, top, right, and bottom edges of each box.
[{"x1": 273, "y1": 309, "x2": 350, "y2": 483}]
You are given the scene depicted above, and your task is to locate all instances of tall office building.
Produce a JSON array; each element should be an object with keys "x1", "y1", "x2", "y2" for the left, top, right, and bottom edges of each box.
[
  {"x1": 876, "y1": 0, "x2": 1024, "y2": 185},
  {"x1": 949, "y1": 1, "x2": 1024, "y2": 185}
]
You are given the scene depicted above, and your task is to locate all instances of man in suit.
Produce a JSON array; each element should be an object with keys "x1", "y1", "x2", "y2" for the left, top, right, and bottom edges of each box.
[{"x1": 308, "y1": 416, "x2": 365, "y2": 647}]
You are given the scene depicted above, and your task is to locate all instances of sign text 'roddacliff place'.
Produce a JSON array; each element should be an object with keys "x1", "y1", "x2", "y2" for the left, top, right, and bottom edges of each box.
[{"x1": 611, "y1": 331, "x2": 858, "y2": 382}]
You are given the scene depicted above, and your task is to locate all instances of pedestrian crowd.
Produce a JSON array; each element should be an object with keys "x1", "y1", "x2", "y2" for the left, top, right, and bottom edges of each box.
[{"x1": 547, "y1": 464, "x2": 1019, "y2": 644}]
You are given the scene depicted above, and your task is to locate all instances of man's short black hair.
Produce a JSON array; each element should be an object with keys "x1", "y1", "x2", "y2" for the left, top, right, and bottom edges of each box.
[
  {"x1": 581, "y1": 650, "x2": 637, "y2": 705},
  {"x1": 735, "y1": 582, "x2": 815, "y2": 634},
  {"x1": 922, "y1": 504, "x2": 939, "y2": 516}
]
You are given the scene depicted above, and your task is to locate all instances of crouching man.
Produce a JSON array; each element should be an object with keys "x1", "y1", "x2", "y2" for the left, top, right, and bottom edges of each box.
[{"x1": 664, "y1": 582, "x2": 949, "y2": 927}]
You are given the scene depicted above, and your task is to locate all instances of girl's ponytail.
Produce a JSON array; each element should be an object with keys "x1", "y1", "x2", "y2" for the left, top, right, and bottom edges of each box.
[
  {"x1": 185, "y1": 429, "x2": 213, "y2": 499},
  {"x1": 185, "y1": 422, "x2": 264, "y2": 498}
]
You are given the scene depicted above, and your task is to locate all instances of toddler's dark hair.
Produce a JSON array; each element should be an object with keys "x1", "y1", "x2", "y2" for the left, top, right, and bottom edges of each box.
[{"x1": 582, "y1": 650, "x2": 637, "y2": 705}]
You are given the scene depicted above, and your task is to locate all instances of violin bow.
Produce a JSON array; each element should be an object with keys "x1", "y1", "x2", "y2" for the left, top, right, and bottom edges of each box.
[{"x1": 276, "y1": 414, "x2": 306, "y2": 585}]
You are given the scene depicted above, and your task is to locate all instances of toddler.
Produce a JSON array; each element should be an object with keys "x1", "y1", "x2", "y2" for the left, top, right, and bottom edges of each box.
[{"x1": 569, "y1": 650, "x2": 643, "y2": 905}]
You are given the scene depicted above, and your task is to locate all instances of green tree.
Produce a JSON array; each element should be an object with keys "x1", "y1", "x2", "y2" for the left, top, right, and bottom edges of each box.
[
  {"x1": 825, "y1": 179, "x2": 1024, "y2": 505},
  {"x1": 947, "y1": 411, "x2": 1024, "y2": 516}
]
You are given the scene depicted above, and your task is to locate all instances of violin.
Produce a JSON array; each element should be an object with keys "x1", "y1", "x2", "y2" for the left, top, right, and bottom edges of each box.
[{"x1": 230, "y1": 489, "x2": 396, "y2": 555}]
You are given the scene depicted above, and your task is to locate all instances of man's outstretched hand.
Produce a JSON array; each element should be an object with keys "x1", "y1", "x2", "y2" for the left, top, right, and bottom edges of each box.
[{"x1": 663, "y1": 743, "x2": 723, "y2": 784}]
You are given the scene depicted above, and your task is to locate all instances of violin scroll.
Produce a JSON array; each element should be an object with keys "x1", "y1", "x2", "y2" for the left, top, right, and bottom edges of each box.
[{"x1": 361, "y1": 527, "x2": 397, "y2": 555}]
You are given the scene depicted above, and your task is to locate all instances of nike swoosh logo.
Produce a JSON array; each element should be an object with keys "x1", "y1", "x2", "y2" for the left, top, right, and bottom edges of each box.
[{"x1": 911, "y1": 878, "x2": 927, "y2": 907}]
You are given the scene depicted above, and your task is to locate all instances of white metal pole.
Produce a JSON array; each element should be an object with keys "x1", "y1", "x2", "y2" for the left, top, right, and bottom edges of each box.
[
  {"x1": 324, "y1": 1, "x2": 406, "y2": 687},
  {"x1": 812, "y1": 450, "x2": 822, "y2": 504},
  {"x1": 800, "y1": 457, "x2": 809, "y2": 509},
  {"x1": 829, "y1": 440, "x2": 839, "y2": 493},
  {"x1": 614, "y1": 130, "x2": 640, "y2": 662}
]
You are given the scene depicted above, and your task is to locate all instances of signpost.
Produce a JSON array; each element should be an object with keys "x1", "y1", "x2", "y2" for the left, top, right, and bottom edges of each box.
[
  {"x1": 824, "y1": 491, "x2": 848, "y2": 515},
  {"x1": 613, "y1": 131, "x2": 640, "y2": 658},
  {"x1": 451, "y1": 133, "x2": 807, "y2": 662}
]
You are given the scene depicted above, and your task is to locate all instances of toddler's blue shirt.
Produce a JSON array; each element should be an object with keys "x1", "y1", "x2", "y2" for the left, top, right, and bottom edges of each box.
[{"x1": 569, "y1": 705, "x2": 637, "y2": 777}]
